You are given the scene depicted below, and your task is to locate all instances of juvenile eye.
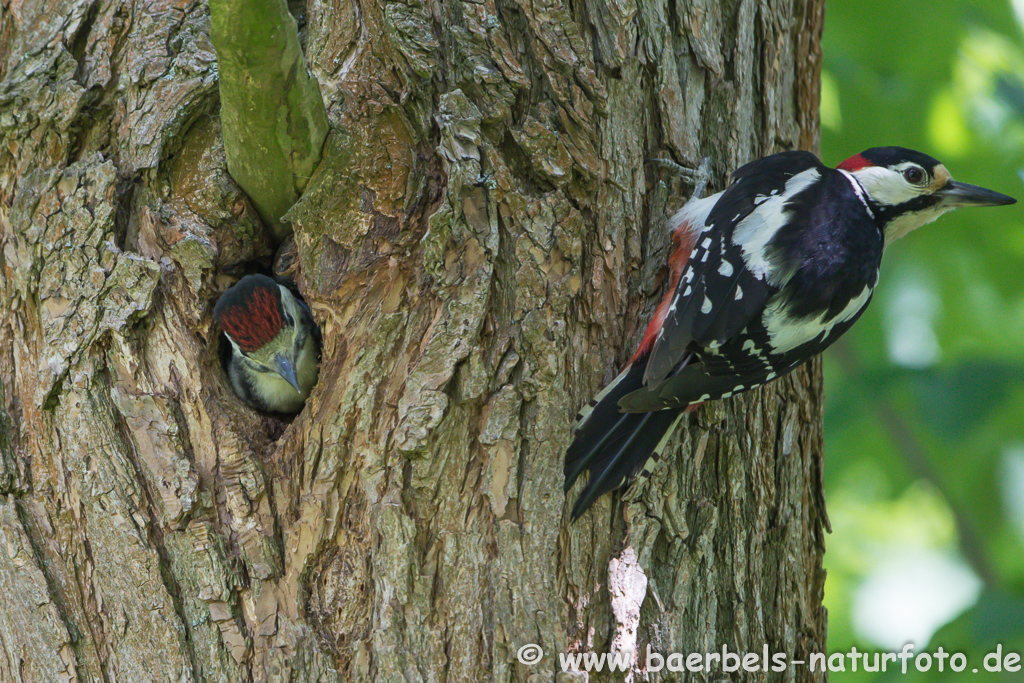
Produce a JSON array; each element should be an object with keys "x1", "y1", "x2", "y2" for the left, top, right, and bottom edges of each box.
[{"x1": 903, "y1": 167, "x2": 925, "y2": 184}]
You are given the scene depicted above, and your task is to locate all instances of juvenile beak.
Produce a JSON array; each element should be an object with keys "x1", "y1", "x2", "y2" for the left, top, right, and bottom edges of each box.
[
  {"x1": 274, "y1": 352, "x2": 302, "y2": 393},
  {"x1": 938, "y1": 181, "x2": 1016, "y2": 207}
]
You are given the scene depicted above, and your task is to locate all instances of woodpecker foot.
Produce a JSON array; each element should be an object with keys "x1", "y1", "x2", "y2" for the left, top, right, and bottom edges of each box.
[{"x1": 647, "y1": 156, "x2": 713, "y2": 200}]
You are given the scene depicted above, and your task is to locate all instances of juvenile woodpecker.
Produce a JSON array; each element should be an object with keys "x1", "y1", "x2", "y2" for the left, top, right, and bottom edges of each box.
[
  {"x1": 565, "y1": 147, "x2": 1015, "y2": 519},
  {"x1": 214, "y1": 274, "x2": 321, "y2": 415}
]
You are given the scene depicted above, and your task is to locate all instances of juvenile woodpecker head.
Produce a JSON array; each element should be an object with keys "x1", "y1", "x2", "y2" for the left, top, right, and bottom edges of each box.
[
  {"x1": 214, "y1": 274, "x2": 321, "y2": 415},
  {"x1": 838, "y1": 147, "x2": 1016, "y2": 245}
]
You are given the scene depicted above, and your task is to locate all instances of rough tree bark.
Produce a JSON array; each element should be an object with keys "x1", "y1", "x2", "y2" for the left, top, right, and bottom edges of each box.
[{"x1": 0, "y1": 0, "x2": 828, "y2": 681}]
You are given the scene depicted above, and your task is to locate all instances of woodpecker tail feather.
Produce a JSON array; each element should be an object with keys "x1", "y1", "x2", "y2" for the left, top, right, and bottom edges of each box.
[{"x1": 565, "y1": 361, "x2": 684, "y2": 520}]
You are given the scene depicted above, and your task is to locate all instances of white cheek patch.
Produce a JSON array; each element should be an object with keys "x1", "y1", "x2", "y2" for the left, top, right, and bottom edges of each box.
[{"x1": 849, "y1": 166, "x2": 923, "y2": 206}]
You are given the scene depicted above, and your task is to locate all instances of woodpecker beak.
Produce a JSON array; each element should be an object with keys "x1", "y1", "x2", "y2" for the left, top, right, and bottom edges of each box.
[
  {"x1": 274, "y1": 352, "x2": 302, "y2": 393},
  {"x1": 937, "y1": 181, "x2": 1016, "y2": 208}
]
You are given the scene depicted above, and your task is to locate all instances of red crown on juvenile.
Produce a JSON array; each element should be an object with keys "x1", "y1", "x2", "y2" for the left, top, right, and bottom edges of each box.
[{"x1": 216, "y1": 278, "x2": 284, "y2": 354}]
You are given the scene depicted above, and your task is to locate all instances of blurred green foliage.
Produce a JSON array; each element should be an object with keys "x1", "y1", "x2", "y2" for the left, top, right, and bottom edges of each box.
[{"x1": 822, "y1": 0, "x2": 1024, "y2": 680}]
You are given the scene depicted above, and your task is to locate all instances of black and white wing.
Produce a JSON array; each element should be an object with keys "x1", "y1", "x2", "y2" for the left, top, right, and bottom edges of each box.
[{"x1": 623, "y1": 151, "x2": 828, "y2": 410}]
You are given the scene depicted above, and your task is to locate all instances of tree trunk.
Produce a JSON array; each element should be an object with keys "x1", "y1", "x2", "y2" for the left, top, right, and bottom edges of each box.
[{"x1": 0, "y1": 0, "x2": 827, "y2": 680}]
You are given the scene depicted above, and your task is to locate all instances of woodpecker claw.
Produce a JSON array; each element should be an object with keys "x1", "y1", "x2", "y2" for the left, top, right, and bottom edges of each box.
[{"x1": 647, "y1": 156, "x2": 714, "y2": 200}]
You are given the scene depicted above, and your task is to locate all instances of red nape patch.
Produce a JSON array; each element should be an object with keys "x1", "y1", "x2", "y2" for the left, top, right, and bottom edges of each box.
[
  {"x1": 219, "y1": 286, "x2": 283, "y2": 353},
  {"x1": 837, "y1": 154, "x2": 873, "y2": 172}
]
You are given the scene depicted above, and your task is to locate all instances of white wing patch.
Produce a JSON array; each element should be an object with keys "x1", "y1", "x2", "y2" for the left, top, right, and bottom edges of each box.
[
  {"x1": 732, "y1": 168, "x2": 821, "y2": 284},
  {"x1": 762, "y1": 284, "x2": 873, "y2": 353}
]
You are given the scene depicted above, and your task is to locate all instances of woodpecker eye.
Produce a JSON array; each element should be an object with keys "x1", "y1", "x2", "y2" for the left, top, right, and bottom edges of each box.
[{"x1": 902, "y1": 166, "x2": 926, "y2": 184}]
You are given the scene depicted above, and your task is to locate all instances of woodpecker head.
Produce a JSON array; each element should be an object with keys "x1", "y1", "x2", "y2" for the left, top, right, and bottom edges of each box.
[
  {"x1": 838, "y1": 147, "x2": 1015, "y2": 245},
  {"x1": 214, "y1": 274, "x2": 321, "y2": 414}
]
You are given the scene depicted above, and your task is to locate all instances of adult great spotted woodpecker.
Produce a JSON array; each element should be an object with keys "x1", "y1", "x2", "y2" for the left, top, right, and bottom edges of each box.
[
  {"x1": 215, "y1": 274, "x2": 321, "y2": 415},
  {"x1": 565, "y1": 147, "x2": 1015, "y2": 520}
]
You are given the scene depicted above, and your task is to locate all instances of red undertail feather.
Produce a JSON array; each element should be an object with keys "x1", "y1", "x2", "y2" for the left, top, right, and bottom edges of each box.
[
  {"x1": 564, "y1": 214, "x2": 707, "y2": 518},
  {"x1": 629, "y1": 216, "x2": 697, "y2": 364},
  {"x1": 219, "y1": 287, "x2": 283, "y2": 353}
]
